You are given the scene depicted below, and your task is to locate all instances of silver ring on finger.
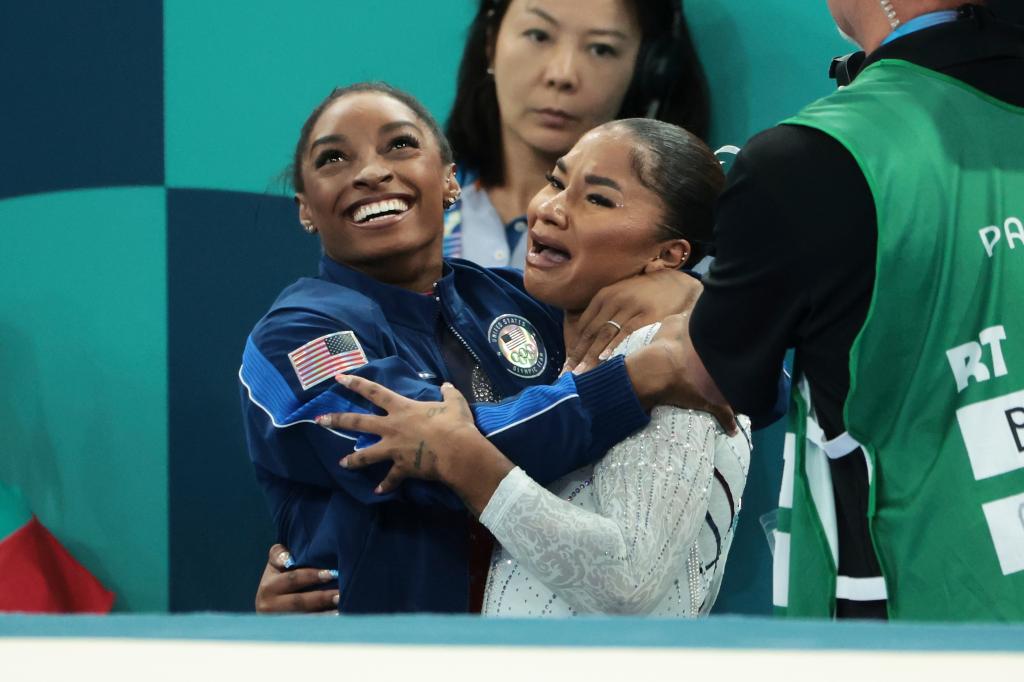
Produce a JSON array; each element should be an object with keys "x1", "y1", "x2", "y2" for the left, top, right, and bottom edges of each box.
[{"x1": 604, "y1": 320, "x2": 622, "y2": 332}]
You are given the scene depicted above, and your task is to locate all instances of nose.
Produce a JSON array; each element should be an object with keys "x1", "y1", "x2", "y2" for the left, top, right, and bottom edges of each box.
[
  {"x1": 353, "y1": 159, "x2": 394, "y2": 189},
  {"x1": 543, "y1": 43, "x2": 579, "y2": 93},
  {"x1": 537, "y1": 194, "x2": 569, "y2": 230}
]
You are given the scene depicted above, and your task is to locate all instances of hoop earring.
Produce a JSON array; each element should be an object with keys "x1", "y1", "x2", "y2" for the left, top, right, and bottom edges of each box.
[{"x1": 880, "y1": 0, "x2": 900, "y2": 29}]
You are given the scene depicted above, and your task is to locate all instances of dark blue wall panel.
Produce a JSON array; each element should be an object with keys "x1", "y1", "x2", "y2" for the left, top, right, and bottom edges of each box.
[
  {"x1": 167, "y1": 188, "x2": 320, "y2": 611},
  {"x1": 0, "y1": 1, "x2": 163, "y2": 198}
]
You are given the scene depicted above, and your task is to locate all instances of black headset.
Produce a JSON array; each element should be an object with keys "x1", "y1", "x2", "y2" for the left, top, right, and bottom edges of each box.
[{"x1": 635, "y1": 2, "x2": 687, "y2": 119}]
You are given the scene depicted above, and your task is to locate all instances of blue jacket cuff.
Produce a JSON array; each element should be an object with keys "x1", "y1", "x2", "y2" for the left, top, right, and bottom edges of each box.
[{"x1": 573, "y1": 355, "x2": 650, "y2": 452}]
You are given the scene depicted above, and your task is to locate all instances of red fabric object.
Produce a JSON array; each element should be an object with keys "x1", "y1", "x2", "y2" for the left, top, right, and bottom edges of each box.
[{"x1": 0, "y1": 516, "x2": 115, "y2": 613}]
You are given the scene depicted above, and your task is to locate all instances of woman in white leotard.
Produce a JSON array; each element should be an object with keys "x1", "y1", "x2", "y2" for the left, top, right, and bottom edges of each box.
[{"x1": 326, "y1": 118, "x2": 750, "y2": 616}]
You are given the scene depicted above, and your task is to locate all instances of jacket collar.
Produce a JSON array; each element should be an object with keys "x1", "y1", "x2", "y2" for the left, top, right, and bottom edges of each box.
[
  {"x1": 318, "y1": 254, "x2": 457, "y2": 332},
  {"x1": 865, "y1": 7, "x2": 1023, "y2": 74}
]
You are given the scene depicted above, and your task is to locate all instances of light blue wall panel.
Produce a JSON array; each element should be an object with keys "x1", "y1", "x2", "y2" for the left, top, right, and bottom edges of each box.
[{"x1": 0, "y1": 188, "x2": 169, "y2": 612}]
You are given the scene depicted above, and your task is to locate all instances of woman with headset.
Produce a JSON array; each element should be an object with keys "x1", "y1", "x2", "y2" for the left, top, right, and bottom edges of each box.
[
  {"x1": 443, "y1": 0, "x2": 708, "y2": 270},
  {"x1": 254, "y1": 0, "x2": 712, "y2": 612}
]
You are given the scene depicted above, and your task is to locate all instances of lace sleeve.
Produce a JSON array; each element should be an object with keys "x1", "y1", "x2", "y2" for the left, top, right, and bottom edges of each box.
[{"x1": 479, "y1": 405, "x2": 719, "y2": 614}]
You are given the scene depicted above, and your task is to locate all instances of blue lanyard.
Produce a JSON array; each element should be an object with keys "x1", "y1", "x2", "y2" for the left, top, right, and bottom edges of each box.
[{"x1": 882, "y1": 10, "x2": 958, "y2": 46}]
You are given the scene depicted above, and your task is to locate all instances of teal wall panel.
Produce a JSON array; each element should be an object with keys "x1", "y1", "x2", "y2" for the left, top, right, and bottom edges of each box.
[
  {"x1": 164, "y1": 0, "x2": 475, "y2": 194},
  {"x1": 687, "y1": 0, "x2": 851, "y2": 147},
  {"x1": 0, "y1": 188, "x2": 169, "y2": 612}
]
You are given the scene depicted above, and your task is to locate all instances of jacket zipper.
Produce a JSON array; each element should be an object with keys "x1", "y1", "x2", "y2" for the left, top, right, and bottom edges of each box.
[{"x1": 434, "y1": 290, "x2": 502, "y2": 398}]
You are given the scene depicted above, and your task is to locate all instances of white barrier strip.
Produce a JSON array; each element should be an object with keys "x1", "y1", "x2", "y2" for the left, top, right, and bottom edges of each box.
[{"x1": 2, "y1": 638, "x2": 1021, "y2": 682}]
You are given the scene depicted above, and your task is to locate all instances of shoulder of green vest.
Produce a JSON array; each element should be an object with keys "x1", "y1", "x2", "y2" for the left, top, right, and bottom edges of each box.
[
  {"x1": 782, "y1": 60, "x2": 926, "y2": 127},
  {"x1": 784, "y1": 59, "x2": 1024, "y2": 131}
]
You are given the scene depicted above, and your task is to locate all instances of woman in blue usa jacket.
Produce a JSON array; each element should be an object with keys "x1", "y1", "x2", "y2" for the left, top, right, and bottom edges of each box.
[{"x1": 240, "y1": 83, "x2": 716, "y2": 613}]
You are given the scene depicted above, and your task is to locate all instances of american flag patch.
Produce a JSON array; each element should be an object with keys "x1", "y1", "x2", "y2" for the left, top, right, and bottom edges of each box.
[
  {"x1": 288, "y1": 331, "x2": 368, "y2": 390},
  {"x1": 501, "y1": 327, "x2": 528, "y2": 350}
]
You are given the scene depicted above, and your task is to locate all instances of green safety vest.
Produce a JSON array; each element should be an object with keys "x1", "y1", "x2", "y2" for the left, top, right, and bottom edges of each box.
[{"x1": 773, "y1": 60, "x2": 1024, "y2": 621}]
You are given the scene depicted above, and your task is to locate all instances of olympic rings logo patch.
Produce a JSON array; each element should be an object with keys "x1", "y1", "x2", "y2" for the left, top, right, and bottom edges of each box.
[{"x1": 487, "y1": 314, "x2": 547, "y2": 379}]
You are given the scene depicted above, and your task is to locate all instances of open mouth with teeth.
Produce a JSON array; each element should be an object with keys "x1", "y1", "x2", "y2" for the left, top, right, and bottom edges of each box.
[
  {"x1": 528, "y1": 234, "x2": 572, "y2": 266},
  {"x1": 349, "y1": 198, "x2": 411, "y2": 225}
]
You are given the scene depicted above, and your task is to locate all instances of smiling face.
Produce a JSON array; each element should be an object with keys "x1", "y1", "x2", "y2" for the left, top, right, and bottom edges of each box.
[
  {"x1": 491, "y1": 0, "x2": 642, "y2": 161},
  {"x1": 295, "y1": 92, "x2": 456, "y2": 272},
  {"x1": 524, "y1": 124, "x2": 688, "y2": 313}
]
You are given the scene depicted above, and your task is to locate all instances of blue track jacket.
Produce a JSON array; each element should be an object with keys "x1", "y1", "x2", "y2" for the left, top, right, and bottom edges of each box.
[{"x1": 240, "y1": 255, "x2": 649, "y2": 613}]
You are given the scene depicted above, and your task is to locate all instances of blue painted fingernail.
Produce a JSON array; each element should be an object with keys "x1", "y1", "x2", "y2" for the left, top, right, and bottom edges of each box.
[
  {"x1": 329, "y1": 569, "x2": 339, "y2": 579},
  {"x1": 281, "y1": 553, "x2": 295, "y2": 569}
]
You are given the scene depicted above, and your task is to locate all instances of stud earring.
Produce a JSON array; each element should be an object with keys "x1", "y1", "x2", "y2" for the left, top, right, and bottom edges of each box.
[
  {"x1": 486, "y1": 66, "x2": 495, "y2": 76},
  {"x1": 302, "y1": 223, "x2": 317, "y2": 234},
  {"x1": 443, "y1": 188, "x2": 462, "y2": 210}
]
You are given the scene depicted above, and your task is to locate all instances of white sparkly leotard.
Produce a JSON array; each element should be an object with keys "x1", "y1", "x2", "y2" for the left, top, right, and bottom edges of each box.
[{"x1": 479, "y1": 323, "x2": 751, "y2": 616}]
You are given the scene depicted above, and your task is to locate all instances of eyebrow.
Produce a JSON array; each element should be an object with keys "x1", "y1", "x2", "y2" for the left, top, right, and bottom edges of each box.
[
  {"x1": 527, "y1": 6, "x2": 559, "y2": 25},
  {"x1": 527, "y1": 6, "x2": 629, "y2": 40},
  {"x1": 309, "y1": 120, "x2": 424, "y2": 155},
  {"x1": 379, "y1": 120, "x2": 424, "y2": 135},
  {"x1": 554, "y1": 159, "x2": 623, "y2": 192},
  {"x1": 310, "y1": 133, "x2": 347, "y2": 153},
  {"x1": 585, "y1": 173, "x2": 622, "y2": 191}
]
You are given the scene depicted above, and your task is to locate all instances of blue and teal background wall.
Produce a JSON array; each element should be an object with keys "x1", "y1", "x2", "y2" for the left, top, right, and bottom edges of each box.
[{"x1": 0, "y1": 0, "x2": 857, "y2": 612}]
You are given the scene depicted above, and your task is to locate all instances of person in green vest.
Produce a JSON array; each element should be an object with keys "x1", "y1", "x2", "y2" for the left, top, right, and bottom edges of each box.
[{"x1": 583, "y1": 0, "x2": 1024, "y2": 621}]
